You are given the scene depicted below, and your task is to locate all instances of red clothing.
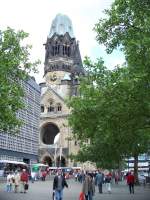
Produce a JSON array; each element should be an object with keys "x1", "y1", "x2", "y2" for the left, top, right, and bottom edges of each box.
[
  {"x1": 79, "y1": 192, "x2": 85, "y2": 200},
  {"x1": 20, "y1": 172, "x2": 29, "y2": 182},
  {"x1": 127, "y1": 174, "x2": 135, "y2": 184},
  {"x1": 42, "y1": 171, "x2": 47, "y2": 177}
]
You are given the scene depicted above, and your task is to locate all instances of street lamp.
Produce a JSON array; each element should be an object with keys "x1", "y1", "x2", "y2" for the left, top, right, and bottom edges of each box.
[{"x1": 54, "y1": 133, "x2": 60, "y2": 167}]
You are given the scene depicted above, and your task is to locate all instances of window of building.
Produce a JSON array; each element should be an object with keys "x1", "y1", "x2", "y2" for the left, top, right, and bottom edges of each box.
[
  {"x1": 41, "y1": 105, "x2": 44, "y2": 113},
  {"x1": 67, "y1": 46, "x2": 70, "y2": 56},
  {"x1": 57, "y1": 103, "x2": 62, "y2": 112},
  {"x1": 63, "y1": 44, "x2": 70, "y2": 57},
  {"x1": 52, "y1": 46, "x2": 55, "y2": 56},
  {"x1": 52, "y1": 42, "x2": 60, "y2": 56},
  {"x1": 48, "y1": 106, "x2": 54, "y2": 112},
  {"x1": 47, "y1": 102, "x2": 54, "y2": 112},
  {"x1": 63, "y1": 45, "x2": 65, "y2": 55}
]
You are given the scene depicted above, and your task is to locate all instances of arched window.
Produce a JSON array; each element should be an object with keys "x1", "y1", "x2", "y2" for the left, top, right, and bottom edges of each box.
[
  {"x1": 65, "y1": 45, "x2": 67, "y2": 54},
  {"x1": 63, "y1": 43, "x2": 70, "y2": 57},
  {"x1": 52, "y1": 46, "x2": 55, "y2": 56},
  {"x1": 56, "y1": 103, "x2": 62, "y2": 112},
  {"x1": 47, "y1": 100, "x2": 54, "y2": 112},
  {"x1": 55, "y1": 42, "x2": 59, "y2": 55},
  {"x1": 41, "y1": 105, "x2": 44, "y2": 113},
  {"x1": 67, "y1": 46, "x2": 70, "y2": 56},
  {"x1": 52, "y1": 42, "x2": 60, "y2": 56},
  {"x1": 63, "y1": 45, "x2": 65, "y2": 55}
]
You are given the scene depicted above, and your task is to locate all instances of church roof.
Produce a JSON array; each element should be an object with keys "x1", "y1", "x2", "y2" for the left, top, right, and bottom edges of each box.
[
  {"x1": 41, "y1": 86, "x2": 65, "y2": 103},
  {"x1": 49, "y1": 14, "x2": 74, "y2": 38}
]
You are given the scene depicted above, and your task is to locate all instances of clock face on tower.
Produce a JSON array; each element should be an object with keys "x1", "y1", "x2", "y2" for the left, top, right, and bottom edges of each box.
[{"x1": 50, "y1": 74, "x2": 57, "y2": 82}]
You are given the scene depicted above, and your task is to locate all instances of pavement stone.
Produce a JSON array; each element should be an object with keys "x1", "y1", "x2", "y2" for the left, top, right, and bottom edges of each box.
[{"x1": 0, "y1": 179, "x2": 150, "y2": 200}]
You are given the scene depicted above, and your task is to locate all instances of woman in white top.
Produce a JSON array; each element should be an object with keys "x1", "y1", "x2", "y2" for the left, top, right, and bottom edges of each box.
[{"x1": 6, "y1": 172, "x2": 14, "y2": 192}]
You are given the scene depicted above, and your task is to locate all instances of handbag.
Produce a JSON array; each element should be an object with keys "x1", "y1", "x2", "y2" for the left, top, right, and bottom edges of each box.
[
  {"x1": 24, "y1": 183, "x2": 29, "y2": 190},
  {"x1": 79, "y1": 192, "x2": 85, "y2": 200}
]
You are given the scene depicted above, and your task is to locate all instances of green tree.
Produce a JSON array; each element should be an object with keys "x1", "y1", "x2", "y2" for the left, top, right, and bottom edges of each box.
[
  {"x1": 68, "y1": 57, "x2": 127, "y2": 169},
  {"x1": 94, "y1": 0, "x2": 150, "y2": 182},
  {"x1": 0, "y1": 27, "x2": 40, "y2": 132},
  {"x1": 68, "y1": 0, "x2": 150, "y2": 183},
  {"x1": 69, "y1": 55, "x2": 150, "y2": 183}
]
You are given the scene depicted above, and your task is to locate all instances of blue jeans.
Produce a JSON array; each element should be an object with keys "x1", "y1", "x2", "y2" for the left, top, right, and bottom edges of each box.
[
  {"x1": 6, "y1": 184, "x2": 12, "y2": 192},
  {"x1": 85, "y1": 191, "x2": 93, "y2": 200},
  {"x1": 55, "y1": 190, "x2": 63, "y2": 200}
]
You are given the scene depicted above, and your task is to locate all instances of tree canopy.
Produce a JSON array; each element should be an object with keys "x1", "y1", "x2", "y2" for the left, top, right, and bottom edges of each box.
[
  {"x1": 68, "y1": 0, "x2": 150, "y2": 176},
  {"x1": 0, "y1": 27, "x2": 40, "y2": 132},
  {"x1": 69, "y1": 57, "x2": 150, "y2": 169}
]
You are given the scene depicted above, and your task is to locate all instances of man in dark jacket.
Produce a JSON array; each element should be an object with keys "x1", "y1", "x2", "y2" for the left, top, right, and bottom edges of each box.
[
  {"x1": 95, "y1": 171, "x2": 104, "y2": 193},
  {"x1": 53, "y1": 169, "x2": 68, "y2": 200}
]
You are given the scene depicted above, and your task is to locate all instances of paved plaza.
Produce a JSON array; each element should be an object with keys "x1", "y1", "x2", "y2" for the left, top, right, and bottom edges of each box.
[{"x1": 0, "y1": 178, "x2": 150, "y2": 200}]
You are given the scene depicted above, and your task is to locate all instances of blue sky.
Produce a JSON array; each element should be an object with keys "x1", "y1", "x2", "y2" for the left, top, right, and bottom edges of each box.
[{"x1": 0, "y1": 0, "x2": 125, "y2": 83}]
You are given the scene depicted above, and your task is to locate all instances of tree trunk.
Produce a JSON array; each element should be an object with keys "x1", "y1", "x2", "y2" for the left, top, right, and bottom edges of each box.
[{"x1": 134, "y1": 154, "x2": 139, "y2": 185}]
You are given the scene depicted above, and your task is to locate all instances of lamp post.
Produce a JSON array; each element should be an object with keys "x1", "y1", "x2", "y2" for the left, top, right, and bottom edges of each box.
[
  {"x1": 54, "y1": 143, "x2": 57, "y2": 167},
  {"x1": 59, "y1": 130, "x2": 62, "y2": 167},
  {"x1": 54, "y1": 133, "x2": 60, "y2": 167},
  {"x1": 59, "y1": 146, "x2": 62, "y2": 167}
]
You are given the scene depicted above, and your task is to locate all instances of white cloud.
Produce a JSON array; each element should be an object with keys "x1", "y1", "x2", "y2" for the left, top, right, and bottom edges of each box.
[{"x1": 0, "y1": 0, "x2": 124, "y2": 83}]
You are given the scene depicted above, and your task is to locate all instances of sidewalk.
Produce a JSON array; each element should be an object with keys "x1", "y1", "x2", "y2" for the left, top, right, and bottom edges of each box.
[
  {"x1": 94, "y1": 182, "x2": 150, "y2": 200},
  {"x1": 0, "y1": 179, "x2": 150, "y2": 200}
]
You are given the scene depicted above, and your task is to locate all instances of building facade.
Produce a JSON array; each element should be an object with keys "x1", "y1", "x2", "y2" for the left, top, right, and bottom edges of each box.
[
  {"x1": 39, "y1": 14, "x2": 84, "y2": 167},
  {"x1": 0, "y1": 77, "x2": 40, "y2": 164},
  {"x1": 126, "y1": 154, "x2": 150, "y2": 174}
]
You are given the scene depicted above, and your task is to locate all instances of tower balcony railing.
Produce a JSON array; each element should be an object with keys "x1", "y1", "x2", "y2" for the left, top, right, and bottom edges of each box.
[{"x1": 40, "y1": 112, "x2": 68, "y2": 118}]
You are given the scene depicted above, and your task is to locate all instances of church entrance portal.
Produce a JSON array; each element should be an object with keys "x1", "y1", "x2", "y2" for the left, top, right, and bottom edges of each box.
[{"x1": 42, "y1": 156, "x2": 52, "y2": 167}]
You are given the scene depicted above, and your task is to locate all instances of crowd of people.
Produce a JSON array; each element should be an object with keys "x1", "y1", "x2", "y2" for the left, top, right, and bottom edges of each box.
[
  {"x1": 52, "y1": 169, "x2": 136, "y2": 200},
  {"x1": 6, "y1": 169, "x2": 29, "y2": 193},
  {"x1": 4, "y1": 167, "x2": 136, "y2": 200}
]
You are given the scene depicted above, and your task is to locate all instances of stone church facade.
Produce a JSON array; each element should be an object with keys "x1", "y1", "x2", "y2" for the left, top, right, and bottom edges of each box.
[{"x1": 39, "y1": 14, "x2": 84, "y2": 167}]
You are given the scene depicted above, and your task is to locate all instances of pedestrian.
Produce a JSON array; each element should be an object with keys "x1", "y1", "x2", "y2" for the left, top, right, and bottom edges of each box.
[
  {"x1": 105, "y1": 174, "x2": 112, "y2": 194},
  {"x1": 31, "y1": 171, "x2": 36, "y2": 183},
  {"x1": 82, "y1": 173, "x2": 95, "y2": 200},
  {"x1": 53, "y1": 169, "x2": 68, "y2": 200},
  {"x1": 20, "y1": 169, "x2": 29, "y2": 193},
  {"x1": 127, "y1": 172, "x2": 135, "y2": 194},
  {"x1": 75, "y1": 172, "x2": 78, "y2": 181},
  {"x1": 95, "y1": 170, "x2": 104, "y2": 193},
  {"x1": 14, "y1": 170, "x2": 20, "y2": 193},
  {"x1": 41, "y1": 170, "x2": 47, "y2": 181},
  {"x1": 6, "y1": 172, "x2": 14, "y2": 192},
  {"x1": 115, "y1": 173, "x2": 119, "y2": 184}
]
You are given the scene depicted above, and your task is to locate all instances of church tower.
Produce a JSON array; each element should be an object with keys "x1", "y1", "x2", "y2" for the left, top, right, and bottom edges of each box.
[{"x1": 39, "y1": 14, "x2": 84, "y2": 167}]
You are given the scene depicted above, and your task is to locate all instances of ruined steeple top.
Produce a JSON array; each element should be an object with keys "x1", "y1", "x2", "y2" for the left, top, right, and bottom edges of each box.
[{"x1": 49, "y1": 14, "x2": 74, "y2": 38}]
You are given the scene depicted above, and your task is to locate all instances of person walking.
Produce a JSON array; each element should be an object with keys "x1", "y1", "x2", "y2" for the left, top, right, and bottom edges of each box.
[
  {"x1": 20, "y1": 169, "x2": 29, "y2": 193},
  {"x1": 41, "y1": 170, "x2": 47, "y2": 181},
  {"x1": 127, "y1": 172, "x2": 135, "y2": 194},
  {"x1": 31, "y1": 171, "x2": 36, "y2": 183},
  {"x1": 82, "y1": 173, "x2": 95, "y2": 200},
  {"x1": 6, "y1": 172, "x2": 14, "y2": 192},
  {"x1": 95, "y1": 171, "x2": 104, "y2": 193},
  {"x1": 53, "y1": 169, "x2": 68, "y2": 200},
  {"x1": 14, "y1": 170, "x2": 20, "y2": 193},
  {"x1": 105, "y1": 174, "x2": 112, "y2": 194}
]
